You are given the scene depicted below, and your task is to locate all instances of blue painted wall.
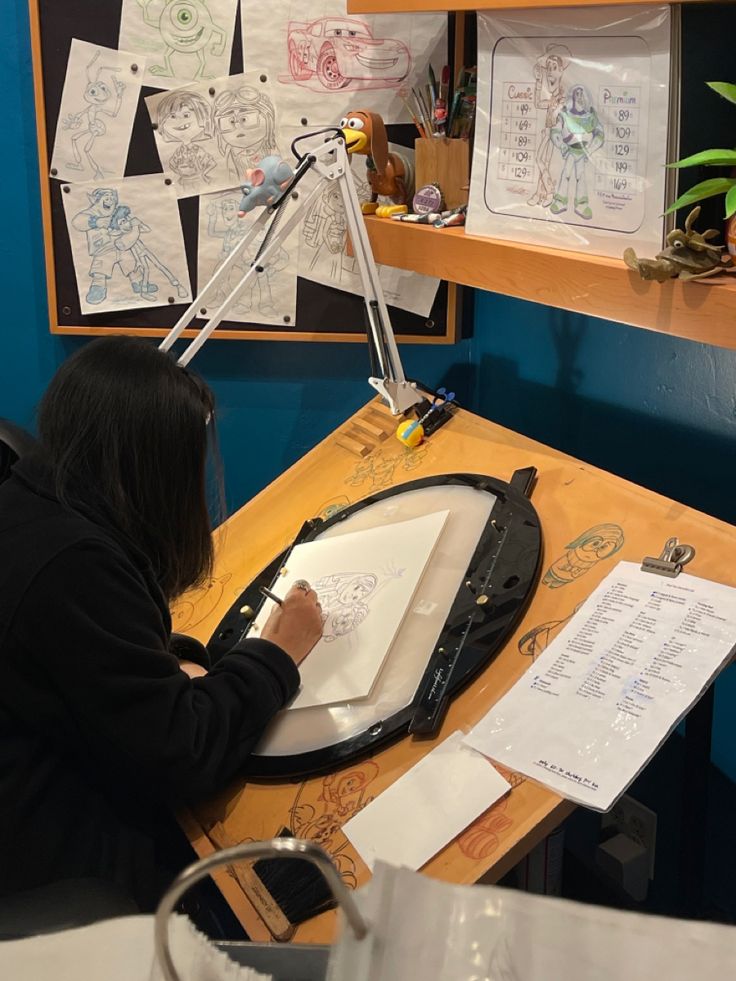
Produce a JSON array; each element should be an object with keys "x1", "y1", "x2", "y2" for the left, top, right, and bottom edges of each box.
[{"x1": 4, "y1": 0, "x2": 735, "y2": 781}]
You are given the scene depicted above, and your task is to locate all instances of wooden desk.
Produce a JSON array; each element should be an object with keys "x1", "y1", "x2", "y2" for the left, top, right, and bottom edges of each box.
[{"x1": 173, "y1": 400, "x2": 734, "y2": 942}]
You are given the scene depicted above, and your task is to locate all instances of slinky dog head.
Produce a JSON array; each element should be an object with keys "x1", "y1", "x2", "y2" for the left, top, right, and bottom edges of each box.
[{"x1": 340, "y1": 110, "x2": 389, "y2": 175}]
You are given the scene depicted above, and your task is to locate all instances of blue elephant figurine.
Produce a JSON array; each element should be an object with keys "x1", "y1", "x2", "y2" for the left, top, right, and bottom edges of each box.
[{"x1": 238, "y1": 156, "x2": 295, "y2": 215}]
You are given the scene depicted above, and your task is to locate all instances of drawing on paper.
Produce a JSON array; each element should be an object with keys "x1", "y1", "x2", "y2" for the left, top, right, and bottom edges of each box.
[
  {"x1": 147, "y1": 73, "x2": 282, "y2": 199},
  {"x1": 213, "y1": 84, "x2": 279, "y2": 182},
  {"x1": 63, "y1": 174, "x2": 192, "y2": 315},
  {"x1": 198, "y1": 188, "x2": 297, "y2": 325},
  {"x1": 287, "y1": 16, "x2": 410, "y2": 92},
  {"x1": 468, "y1": 10, "x2": 673, "y2": 258},
  {"x1": 542, "y1": 523, "x2": 624, "y2": 588},
  {"x1": 527, "y1": 44, "x2": 570, "y2": 207},
  {"x1": 62, "y1": 50, "x2": 126, "y2": 180},
  {"x1": 314, "y1": 567, "x2": 403, "y2": 643},
  {"x1": 548, "y1": 82, "x2": 604, "y2": 220},
  {"x1": 136, "y1": 0, "x2": 226, "y2": 80},
  {"x1": 71, "y1": 188, "x2": 187, "y2": 305},
  {"x1": 154, "y1": 91, "x2": 217, "y2": 192},
  {"x1": 241, "y1": 0, "x2": 447, "y2": 127}
]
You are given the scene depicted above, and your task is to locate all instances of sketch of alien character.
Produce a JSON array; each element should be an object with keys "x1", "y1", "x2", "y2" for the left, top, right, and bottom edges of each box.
[
  {"x1": 549, "y1": 83, "x2": 605, "y2": 220},
  {"x1": 213, "y1": 87, "x2": 278, "y2": 184},
  {"x1": 542, "y1": 523, "x2": 624, "y2": 588},
  {"x1": 155, "y1": 91, "x2": 216, "y2": 191},
  {"x1": 72, "y1": 188, "x2": 140, "y2": 305},
  {"x1": 62, "y1": 50, "x2": 125, "y2": 180},
  {"x1": 109, "y1": 204, "x2": 188, "y2": 301},
  {"x1": 136, "y1": 0, "x2": 226, "y2": 81},
  {"x1": 528, "y1": 44, "x2": 570, "y2": 208}
]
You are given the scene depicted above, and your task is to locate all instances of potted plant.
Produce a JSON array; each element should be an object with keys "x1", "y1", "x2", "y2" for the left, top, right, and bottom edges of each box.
[{"x1": 666, "y1": 82, "x2": 736, "y2": 255}]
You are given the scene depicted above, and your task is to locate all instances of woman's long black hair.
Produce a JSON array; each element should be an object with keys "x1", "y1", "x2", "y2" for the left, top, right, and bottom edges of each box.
[{"x1": 38, "y1": 337, "x2": 219, "y2": 601}]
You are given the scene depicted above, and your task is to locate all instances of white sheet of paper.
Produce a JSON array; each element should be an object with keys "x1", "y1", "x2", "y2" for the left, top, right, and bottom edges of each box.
[
  {"x1": 463, "y1": 561, "x2": 736, "y2": 811},
  {"x1": 146, "y1": 72, "x2": 284, "y2": 198},
  {"x1": 240, "y1": 0, "x2": 446, "y2": 127},
  {"x1": 50, "y1": 40, "x2": 145, "y2": 184},
  {"x1": 343, "y1": 732, "x2": 511, "y2": 871},
  {"x1": 298, "y1": 145, "x2": 440, "y2": 317},
  {"x1": 62, "y1": 174, "x2": 192, "y2": 315},
  {"x1": 119, "y1": 0, "x2": 239, "y2": 91},
  {"x1": 467, "y1": 6, "x2": 672, "y2": 259},
  {"x1": 253, "y1": 509, "x2": 449, "y2": 709},
  {"x1": 197, "y1": 187, "x2": 298, "y2": 325}
]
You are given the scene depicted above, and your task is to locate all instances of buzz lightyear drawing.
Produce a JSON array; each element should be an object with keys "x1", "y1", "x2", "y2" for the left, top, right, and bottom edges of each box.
[{"x1": 549, "y1": 83, "x2": 604, "y2": 220}]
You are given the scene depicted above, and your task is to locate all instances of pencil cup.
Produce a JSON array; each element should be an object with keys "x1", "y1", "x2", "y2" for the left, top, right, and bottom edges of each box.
[{"x1": 414, "y1": 138, "x2": 470, "y2": 210}]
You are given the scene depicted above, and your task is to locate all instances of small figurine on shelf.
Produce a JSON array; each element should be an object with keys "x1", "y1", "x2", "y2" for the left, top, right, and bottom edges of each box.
[
  {"x1": 238, "y1": 155, "x2": 294, "y2": 215},
  {"x1": 340, "y1": 110, "x2": 412, "y2": 218},
  {"x1": 623, "y1": 207, "x2": 735, "y2": 282}
]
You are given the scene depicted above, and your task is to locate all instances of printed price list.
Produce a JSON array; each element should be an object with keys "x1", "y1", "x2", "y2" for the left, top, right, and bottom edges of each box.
[
  {"x1": 497, "y1": 84, "x2": 537, "y2": 183},
  {"x1": 596, "y1": 85, "x2": 643, "y2": 196}
]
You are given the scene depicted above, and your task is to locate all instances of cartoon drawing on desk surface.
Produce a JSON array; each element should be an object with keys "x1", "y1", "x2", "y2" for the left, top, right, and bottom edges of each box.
[
  {"x1": 120, "y1": 0, "x2": 238, "y2": 90},
  {"x1": 542, "y1": 523, "x2": 624, "y2": 588},
  {"x1": 51, "y1": 41, "x2": 142, "y2": 185},
  {"x1": 457, "y1": 767, "x2": 523, "y2": 861},
  {"x1": 344, "y1": 444, "x2": 429, "y2": 492},
  {"x1": 62, "y1": 174, "x2": 191, "y2": 315},
  {"x1": 198, "y1": 188, "x2": 298, "y2": 326},
  {"x1": 147, "y1": 74, "x2": 283, "y2": 199},
  {"x1": 468, "y1": 11, "x2": 673, "y2": 259},
  {"x1": 171, "y1": 572, "x2": 233, "y2": 631},
  {"x1": 518, "y1": 604, "x2": 582, "y2": 659},
  {"x1": 241, "y1": 0, "x2": 446, "y2": 126}
]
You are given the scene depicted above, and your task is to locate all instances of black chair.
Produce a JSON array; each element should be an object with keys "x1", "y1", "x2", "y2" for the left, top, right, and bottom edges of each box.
[{"x1": 0, "y1": 417, "x2": 37, "y2": 485}]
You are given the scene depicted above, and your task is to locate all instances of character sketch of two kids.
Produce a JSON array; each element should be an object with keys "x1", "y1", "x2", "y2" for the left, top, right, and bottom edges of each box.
[
  {"x1": 529, "y1": 44, "x2": 604, "y2": 221},
  {"x1": 155, "y1": 84, "x2": 278, "y2": 191},
  {"x1": 73, "y1": 187, "x2": 187, "y2": 306}
]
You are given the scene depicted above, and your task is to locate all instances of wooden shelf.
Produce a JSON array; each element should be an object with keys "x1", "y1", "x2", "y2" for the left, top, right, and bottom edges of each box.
[
  {"x1": 363, "y1": 217, "x2": 736, "y2": 349},
  {"x1": 348, "y1": 0, "x2": 707, "y2": 13}
]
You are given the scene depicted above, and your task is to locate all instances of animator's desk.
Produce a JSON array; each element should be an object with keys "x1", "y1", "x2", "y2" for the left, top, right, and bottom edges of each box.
[{"x1": 175, "y1": 401, "x2": 731, "y2": 941}]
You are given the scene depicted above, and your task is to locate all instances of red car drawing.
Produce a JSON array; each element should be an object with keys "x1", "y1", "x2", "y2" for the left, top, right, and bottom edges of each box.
[{"x1": 287, "y1": 17, "x2": 411, "y2": 90}]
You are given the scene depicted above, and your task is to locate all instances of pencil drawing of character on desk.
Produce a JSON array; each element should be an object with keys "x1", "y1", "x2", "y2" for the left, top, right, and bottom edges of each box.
[
  {"x1": 314, "y1": 568, "x2": 403, "y2": 643},
  {"x1": 528, "y1": 44, "x2": 570, "y2": 208}
]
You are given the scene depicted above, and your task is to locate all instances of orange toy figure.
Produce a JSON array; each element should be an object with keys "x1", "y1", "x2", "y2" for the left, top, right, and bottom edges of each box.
[{"x1": 340, "y1": 110, "x2": 411, "y2": 217}]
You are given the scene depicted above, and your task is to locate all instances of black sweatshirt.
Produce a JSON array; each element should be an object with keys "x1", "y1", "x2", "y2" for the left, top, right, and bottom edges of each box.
[{"x1": 0, "y1": 453, "x2": 299, "y2": 909}]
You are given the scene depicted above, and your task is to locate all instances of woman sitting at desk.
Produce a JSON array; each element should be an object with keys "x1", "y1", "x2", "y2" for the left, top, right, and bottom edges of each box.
[{"x1": 0, "y1": 337, "x2": 323, "y2": 915}]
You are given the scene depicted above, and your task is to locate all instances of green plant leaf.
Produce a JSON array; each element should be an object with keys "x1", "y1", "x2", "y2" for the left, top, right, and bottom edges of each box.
[
  {"x1": 664, "y1": 177, "x2": 736, "y2": 215},
  {"x1": 726, "y1": 184, "x2": 736, "y2": 219},
  {"x1": 707, "y1": 82, "x2": 736, "y2": 105},
  {"x1": 667, "y1": 149, "x2": 736, "y2": 169}
]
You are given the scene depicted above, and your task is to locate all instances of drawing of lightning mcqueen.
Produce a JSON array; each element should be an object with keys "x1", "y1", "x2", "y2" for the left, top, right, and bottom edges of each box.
[{"x1": 287, "y1": 17, "x2": 411, "y2": 90}]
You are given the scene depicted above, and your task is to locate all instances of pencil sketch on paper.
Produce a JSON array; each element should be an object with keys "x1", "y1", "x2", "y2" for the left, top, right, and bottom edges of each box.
[
  {"x1": 51, "y1": 40, "x2": 143, "y2": 185},
  {"x1": 154, "y1": 90, "x2": 217, "y2": 192},
  {"x1": 62, "y1": 50, "x2": 125, "y2": 180},
  {"x1": 197, "y1": 188, "x2": 298, "y2": 325},
  {"x1": 314, "y1": 567, "x2": 403, "y2": 643},
  {"x1": 120, "y1": 0, "x2": 238, "y2": 90},
  {"x1": 135, "y1": 0, "x2": 225, "y2": 80},
  {"x1": 63, "y1": 174, "x2": 191, "y2": 315},
  {"x1": 286, "y1": 16, "x2": 410, "y2": 92},
  {"x1": 146, "y1": 75, "x2": 281, "y2": 198}
]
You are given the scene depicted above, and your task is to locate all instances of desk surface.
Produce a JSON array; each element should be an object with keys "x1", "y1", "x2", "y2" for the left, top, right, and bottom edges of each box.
[{"x1": 174, "y1": 400, "x2": 734, "y2": 943}]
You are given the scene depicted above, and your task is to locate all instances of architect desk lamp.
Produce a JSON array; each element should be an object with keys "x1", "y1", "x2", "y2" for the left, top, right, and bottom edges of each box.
[{"x1": 158, "y1": 126, "x2": 426, "y2": 416}]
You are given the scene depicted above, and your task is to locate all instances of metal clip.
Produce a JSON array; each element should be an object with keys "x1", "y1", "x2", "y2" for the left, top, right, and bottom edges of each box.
[{"x1": 641, "y1": 537, "x2": 696, "y2": 578}]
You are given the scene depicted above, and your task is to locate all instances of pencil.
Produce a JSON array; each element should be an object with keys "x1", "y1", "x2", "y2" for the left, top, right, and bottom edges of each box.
[{"x1": 260, "y1": 586, "x2": 284, "y2": 606}]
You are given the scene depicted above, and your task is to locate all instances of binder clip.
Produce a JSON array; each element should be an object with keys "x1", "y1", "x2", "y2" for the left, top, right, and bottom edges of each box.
[{"x1": 641, "y1": 537, "x2": 696, "y2": 578}]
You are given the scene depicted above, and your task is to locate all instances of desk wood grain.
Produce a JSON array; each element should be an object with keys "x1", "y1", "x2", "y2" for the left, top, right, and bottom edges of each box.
[{"x1": 174, "y1": 401, "x2": 735, "y2": 943}]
